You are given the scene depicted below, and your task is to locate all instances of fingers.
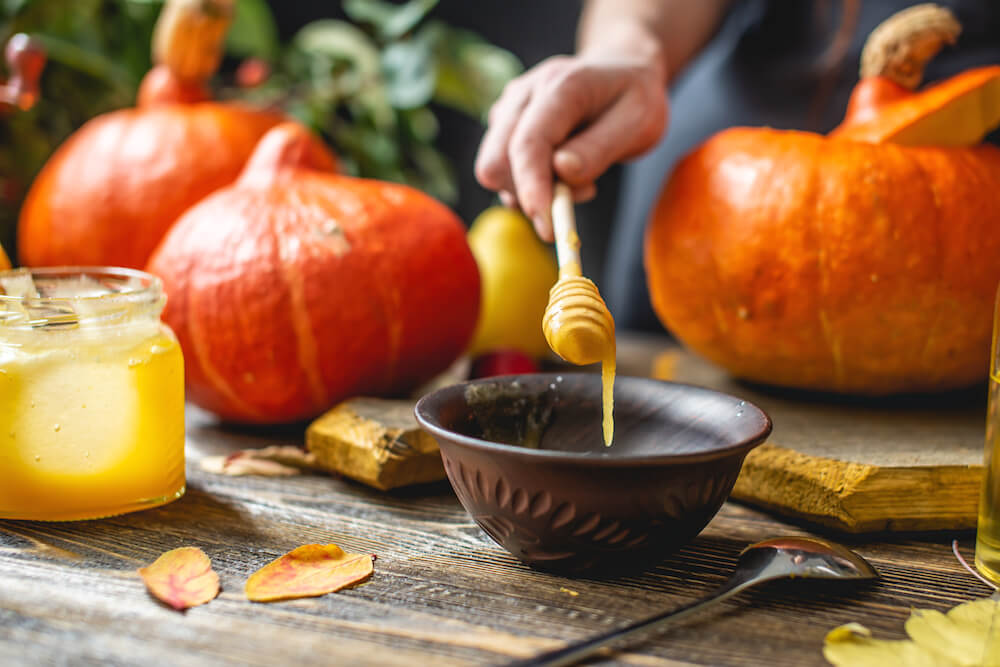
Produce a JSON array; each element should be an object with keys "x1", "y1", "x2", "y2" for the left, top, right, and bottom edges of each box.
[
  {"x1": 554, "y1": 85, "x2": 667, "y2": 186},
  {"x1": 499, "y1": 184, "x2": 594, "y2": 212},
  {"x1": 475, "y1": 76, "x2": 534, "y2": 195},
  {"x1": 527, "y1": 183, "x2": 597, "y2": 242},
  {"x1": 507, "y1": 64, "x2": 617, "y2": 235},
  {"x1": 475, "y1": 55, "x2": 666, "y2": 244},
  {"x1": 572, "y1": 183, "x2": 597, "y2": 203},
  {"x1": 531, "y1": 216, "x2": 554, "y2": 242}
]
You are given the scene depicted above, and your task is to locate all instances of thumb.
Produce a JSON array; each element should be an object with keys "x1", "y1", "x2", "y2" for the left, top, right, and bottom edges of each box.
[{"x1": 553, "y1": 92, "x2": 667, "y2": 185}]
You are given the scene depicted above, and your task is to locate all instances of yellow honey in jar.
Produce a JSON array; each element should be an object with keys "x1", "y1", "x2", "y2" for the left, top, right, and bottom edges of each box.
[{"x1": 0, "y1": 267, "x2": 185, "y2": 520}]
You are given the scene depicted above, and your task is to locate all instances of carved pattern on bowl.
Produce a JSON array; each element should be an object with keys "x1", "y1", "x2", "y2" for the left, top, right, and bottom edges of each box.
[{"x1": 442, "y1": 453, "x2": 744, "y2": 568}]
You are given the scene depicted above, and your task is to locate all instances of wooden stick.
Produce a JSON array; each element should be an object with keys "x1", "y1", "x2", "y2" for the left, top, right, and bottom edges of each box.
[{"x1": 551, "y1": 182, "x2": 582, "y2": 278}]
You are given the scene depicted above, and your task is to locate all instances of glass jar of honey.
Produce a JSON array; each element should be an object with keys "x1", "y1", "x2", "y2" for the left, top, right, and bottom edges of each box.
[{"x1": 0, "y1": 267, "x2": 185, "y2": 520}]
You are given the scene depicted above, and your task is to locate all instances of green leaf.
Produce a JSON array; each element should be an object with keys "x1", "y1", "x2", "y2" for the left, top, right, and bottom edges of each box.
[
  {"x1": 409, "y1": 143, "x2": 456, "y2": 204},
  {"x1": 402, "y1": 107, "x2": 438, "y2": 143},
  {"x1": 32, "y1": 32, "x2": 136, "y2": 88},
  {"x1": 341, "y1": 0, "x2": 393, "y2": 34},
  {"x1": 292, "y1": 20, "x2": 400, "y2": 130},
  {"x1": 3, "y1": 0, "x2": 29, "y2": 16},
  {"x1": 426, "y1": 22, "x2": 522, "y2": 120},
  {"x1": 332, "y1": 121, "x2": 405, "y2": 182},
  {"x1": 226, "y1": 0, "x2": 279, "y2": 60},
  {"x1": 343, "y1": 0, "x2": 438, "y2": 41},
  {"x1": 381, "y1": 37, "x2": 435, "y2": 109},
  {"x1": 294, "y1": 19, "x2": 380, "y2": 76}
]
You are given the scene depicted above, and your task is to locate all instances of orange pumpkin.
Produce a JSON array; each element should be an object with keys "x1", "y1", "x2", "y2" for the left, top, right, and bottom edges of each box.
[
  {"x1": 645, "y1": 5, "x2": 1000, "y2": 394},
  {"x1": 146, "y1": 122, "x2": 481, "y2": 423},
  {"x1": 17, "y1": 0, "x2": 297, "y2": 269}
]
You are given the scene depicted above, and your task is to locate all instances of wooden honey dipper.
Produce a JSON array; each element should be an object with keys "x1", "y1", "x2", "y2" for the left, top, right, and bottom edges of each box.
[{"x1": 541, "y1": 182, "x2": 616, "y2": 445}]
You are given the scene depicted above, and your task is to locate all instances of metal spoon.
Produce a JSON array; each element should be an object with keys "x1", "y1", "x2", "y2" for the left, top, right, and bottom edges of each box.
[{"x1": 513, "y1": 536, "x2": 879, "y2": 667}]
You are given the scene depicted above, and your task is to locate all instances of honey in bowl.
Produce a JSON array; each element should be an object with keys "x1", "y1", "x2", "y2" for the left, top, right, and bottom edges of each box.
[{"x1": 0, "y1": 267, "x2": 185, "y2": 521}]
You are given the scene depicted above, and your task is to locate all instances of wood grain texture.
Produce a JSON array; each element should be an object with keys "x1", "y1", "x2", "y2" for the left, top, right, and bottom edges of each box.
[
  {"x1": 306, "y1": 397, "x2": 445, "y2": 490},
  {"x1": 734, "y1": 445, "x2": 982, "y2": 532},
  {"x1": 638, "y1": 338, "x2": 986, "y2": 532},
  {"x1": 0, "y1": 335, "x2": 994, "y2": 666}
]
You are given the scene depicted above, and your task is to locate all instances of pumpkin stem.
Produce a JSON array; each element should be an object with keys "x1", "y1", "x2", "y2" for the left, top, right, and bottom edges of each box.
[
  {"x1": 137, "y1": 0, "x2": 233, "y2": 106},
  {"x1": 152, "y1": 0, "x2": 234, "y2": 86},
  {"x1": 860, "y1": 4, "x2": 961, "y2": 90},
  {"x1": 240, "y1": 123, "x2": 338, "y2": 187},
  {"x1": 137, "y1": 65, "x2": 211, "y2": 106}
]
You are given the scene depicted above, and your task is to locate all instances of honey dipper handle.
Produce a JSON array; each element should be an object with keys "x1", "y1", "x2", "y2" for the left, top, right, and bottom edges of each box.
[{"x1": 551, "y1": 182, "x2": 582, "y2": 278}]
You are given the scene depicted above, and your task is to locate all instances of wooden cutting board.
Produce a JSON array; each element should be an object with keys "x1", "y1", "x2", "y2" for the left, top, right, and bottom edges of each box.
[{"x1": 617, "y1": 337, "x2": 987, "y2": 533}]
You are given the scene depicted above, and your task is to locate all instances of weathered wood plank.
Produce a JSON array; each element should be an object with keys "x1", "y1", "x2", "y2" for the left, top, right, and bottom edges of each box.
[
  {"x1": 1, "y1": 459, "x2": 992, "y2": 667},
  {"x1": 635, "y1": 338, "x2": 987, "y2": 532},
  {"x1": 0, "y1": 335, "x2": 995, "y2": 666}
]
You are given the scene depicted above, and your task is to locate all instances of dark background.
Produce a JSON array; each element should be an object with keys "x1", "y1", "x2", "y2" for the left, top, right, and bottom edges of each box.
[{"x1": 269, "y1": 0, "x2": 1000, "y2": 331}]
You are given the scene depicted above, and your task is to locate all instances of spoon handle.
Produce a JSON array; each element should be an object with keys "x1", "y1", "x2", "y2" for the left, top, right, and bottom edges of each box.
[
  {"x1": 511, "y1": 579, "x2": 750, "y2": 667},
  {"x1": 551, "y1": 182, "x2": 582, "y2": 279}
]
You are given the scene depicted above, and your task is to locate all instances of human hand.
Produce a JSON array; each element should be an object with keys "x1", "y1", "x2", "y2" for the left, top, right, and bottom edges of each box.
[{"x1": 475, "y1": 53, "x2": 668, "y2": 241}]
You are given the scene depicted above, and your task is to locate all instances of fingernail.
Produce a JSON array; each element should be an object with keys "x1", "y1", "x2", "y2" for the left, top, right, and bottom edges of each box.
[
  {"x1": 499, "y1": 191, "x2": 516, "y2": 208},
  {"x1": 532, "y1": 219, "x2": 548, "y2": 240},
  {"x1": 533, "y1": 213, "x2": 552, "y2": 240},
  {"x1": 554, "y1": 149, "x2": 583, "y2": 175}
]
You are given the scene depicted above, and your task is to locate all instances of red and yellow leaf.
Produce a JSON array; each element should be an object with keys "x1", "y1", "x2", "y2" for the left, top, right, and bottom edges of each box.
[
  {"x1": 245, "y1": 544, "x2": 373, "y2": 603},
  {"x1": 199, "y1": 445, "x2": 318, "y2": 477},
  {"x1": 138, "y1": 547, "x2": 220, "y2": 610}
]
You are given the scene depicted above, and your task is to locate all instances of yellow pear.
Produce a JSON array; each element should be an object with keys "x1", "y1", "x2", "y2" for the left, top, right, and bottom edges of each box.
[{"x1": 467, "y1": 206, "x2": 557, "y2": 358}]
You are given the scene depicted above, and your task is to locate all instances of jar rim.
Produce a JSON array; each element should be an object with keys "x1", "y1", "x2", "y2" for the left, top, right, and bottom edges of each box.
[
  {"x1": 0, "y1": 266, "x2": 162, "y2": 303},
  {"x1": 0, "y1": 266, "x2": 164, "y2": 330}
]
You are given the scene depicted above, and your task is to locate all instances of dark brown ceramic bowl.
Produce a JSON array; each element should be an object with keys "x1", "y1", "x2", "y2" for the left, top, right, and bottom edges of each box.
[{"x1": 414, "y1": 373, "x2": 772, "y2": 573}]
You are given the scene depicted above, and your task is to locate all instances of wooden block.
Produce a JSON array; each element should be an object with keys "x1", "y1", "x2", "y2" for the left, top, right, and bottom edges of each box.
[
  {"x1": 627, "y1": 341, "x2": 986, "y2": 533},
  {"x1": 306, "y1": 398, "x2": 445, "y2": 491},
  {"x1": 731, "y1": 443, "x2": 981, "y2": 532}
]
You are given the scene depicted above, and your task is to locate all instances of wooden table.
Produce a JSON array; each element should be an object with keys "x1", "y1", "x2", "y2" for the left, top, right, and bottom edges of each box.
[{"x1": 0, "y1": 336, "x2": 995, "y2": 666}]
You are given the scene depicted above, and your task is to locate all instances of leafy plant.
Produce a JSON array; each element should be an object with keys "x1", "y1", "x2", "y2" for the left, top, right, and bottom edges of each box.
[
  {"x1": 0, "y1": 0, "x2": 521, "y2": 254},
  {"x1": 0, "y1": 0, "x2": 160, "y2": 253},
  {"x1": 228, "y1": 0, "x2": 521, "y2": 204}
]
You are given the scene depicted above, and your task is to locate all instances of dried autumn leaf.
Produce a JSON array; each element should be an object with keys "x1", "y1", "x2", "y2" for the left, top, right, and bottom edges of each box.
[
  {"x1": 200, "y1": 445, "x2": 318, "y2": 476},
  {"x1": 200, "y1": 455, "x2": 301, "y2": 476},
  {"x1": 138, "y1": 547, "x2": 220, "y2": 610},
  {"x1": 245, "y1": 544, "x2": 373, "y2": 603},
  {"x1": 241, "y1": 445, "x2": 319, "y2": 469},
  {"x1": 824, "y1": 596, "x2": 1000, "y2": 666}
]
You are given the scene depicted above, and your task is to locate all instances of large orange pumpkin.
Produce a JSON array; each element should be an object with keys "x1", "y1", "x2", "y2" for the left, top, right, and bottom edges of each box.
[
  {"x1": 146, "y1": 122, "x2": 481, "y2": 423},
  {"x1": 18, "y1": 0, "x2": 295, "y2": 269},
  {"x1": 645, "y1": 5, "x2": 1000, "y2": 394}
]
